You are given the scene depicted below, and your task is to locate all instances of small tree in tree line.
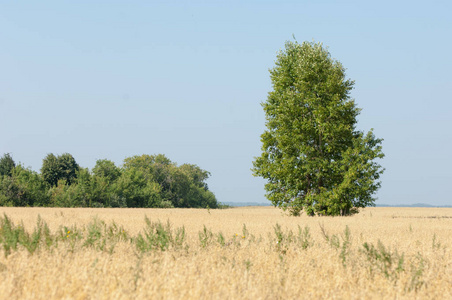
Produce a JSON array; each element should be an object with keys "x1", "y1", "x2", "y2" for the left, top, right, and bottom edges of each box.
[
  {"x1": 41, "y1": 153, "x2": 80, "y2": 187},
  {"x1": 0, "y1": 153, "x2": 16, "y2": 176},
  {"x1": 253, "y1": 40, "x2": 384, "y2": 216}
]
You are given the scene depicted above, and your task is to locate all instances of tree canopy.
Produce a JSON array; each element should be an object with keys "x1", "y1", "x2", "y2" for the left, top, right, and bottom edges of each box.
[
  {"x1": 0, "y1": 153, "x2": 16, "y2": 177},
  {"x1": 0, "y1": 153, "x2": 220, "y2": 209},
  {"x1": 252, "y1": 41, "x2": 384, "y2": 216},
  {"x1": 41, "y1": 153, "x2": 80, "y2": 187}
]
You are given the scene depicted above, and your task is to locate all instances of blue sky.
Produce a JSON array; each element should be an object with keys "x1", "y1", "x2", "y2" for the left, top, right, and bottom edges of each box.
[{"x1": 1, "y1": 1, "x2": 451, "y2": 205}]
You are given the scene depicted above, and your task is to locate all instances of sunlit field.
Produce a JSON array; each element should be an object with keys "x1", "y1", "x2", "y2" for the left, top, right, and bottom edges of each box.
[{"x1": 0, "y1": 206, "x2": 450, "y2": 299}]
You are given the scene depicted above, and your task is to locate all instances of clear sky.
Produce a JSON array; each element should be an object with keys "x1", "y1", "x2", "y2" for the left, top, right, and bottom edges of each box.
[{"x1": 1, "y1": 1, "x2": 451, "y2": 206}]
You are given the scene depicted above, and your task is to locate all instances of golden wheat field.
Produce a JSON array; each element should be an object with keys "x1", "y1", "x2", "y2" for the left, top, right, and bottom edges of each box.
[{"x1": 0, "y1": 206, "x2": 450, "y2": 300}]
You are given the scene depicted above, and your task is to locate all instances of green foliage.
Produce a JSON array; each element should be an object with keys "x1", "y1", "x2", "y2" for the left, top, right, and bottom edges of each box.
[
  {"x1": 58, "y1": 153, "x2": 80, "y2": 185},
  {"x1": 135, "y1": 217, "x2": 186, "y2": 252},
  {"x1": 114, "y1": 168, "x2": 162, "y2": 208},
  {"x1": 81, "y1": 218, "x2": 127, "y2": 252},
  {"x1": 216, "y1": 231, "x2": 225, "y2": 246},
  {"x1": 122, "y1": 154, "x2": 217, "y2": 208},
  {"x1": 253, "y1": 40, "x2": 384, "y2": 216},
  {"x1": 73, "y1": 168, "x2": 96, "y2": 207},
  {"x1": 83, "y1": 218, "x2": 104, "y2": 248},
  {"x1": 41, "y1": 153, "x2": 80, "y2": 187},
  {"x1": 2, "y1": 152, "x2": 218, "y2": 209},
  {"x1": 319, "y1": 224, "x2": 352, "y2": 266},
  {"x1": 49, "y1": 179, "x2": 84, "y2": 207},
  {"x1": 92, "y1": 159, "x2": 121, "y2": 182},
  {"x1": 41, "y1": 153, "x2": 59, "y2": 187},
  {"x1": 273, "y1": 223, "x2": 312, "y2": 254},
  {"x1": 0, "y1": 172, "x2": 23, "y2": 206},
  {"x1": 408, "y1": 253, "x2": 425, "y2": 292},
  {"x1": 179, "y1": 163, "x2": 211, "y2": 190},
  {"x1": 199, "y1": 225, "x2": 214, "y2": 248},
  {"x1": 0, "y1": 214, "x2": 431, "y2": 295},
  {"x1": 0, "y1": 153, "x2": 15, "y2": 176},
  {"x1": 0, "y1": 214, "x2": 54, "y2": 256},
  {"x1": 340, "y1": 226, "x2": 351, "y2": 266},
  {"x1": 431, "y1": 234, "x2": 441, "y2": 250},
  {"x1": 299, "y1": 225, "x2": 311, "y2": 250},
  {"x1": 361, "y1": 240, "x2": 405, "y2": 281},
  {"x1": 0, "y1": 166, "x2": 49, "y2": 207},
  {"x1": 0, "y1": 214, "x2": 24, "y2": 256},
  {"x1": 319, "y1": 224, "x2": 351, "y2": 255},
  {"x1": 0, "y1": 214, "x2": 130, "y2": 256}
]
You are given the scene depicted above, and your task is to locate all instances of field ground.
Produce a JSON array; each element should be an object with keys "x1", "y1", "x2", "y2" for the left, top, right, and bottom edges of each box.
[{"x1": 0, "y1": 206, "x2": 451, "y2": 299}]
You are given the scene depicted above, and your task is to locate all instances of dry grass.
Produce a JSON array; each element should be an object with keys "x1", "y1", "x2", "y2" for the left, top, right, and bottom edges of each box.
[{"x1": 0, "y1": 206, "x2": 450, "y2": 299}]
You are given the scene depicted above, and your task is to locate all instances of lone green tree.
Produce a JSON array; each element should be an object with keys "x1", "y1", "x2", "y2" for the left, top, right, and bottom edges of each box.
[{"x1": 252, "y1": 41, "x2": 384, "y2": 216}]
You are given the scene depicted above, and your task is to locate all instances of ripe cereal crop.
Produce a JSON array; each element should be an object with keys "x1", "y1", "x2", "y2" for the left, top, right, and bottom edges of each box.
[{"x1": 0, "y1": 206, "x2": 450, "y2": 299}]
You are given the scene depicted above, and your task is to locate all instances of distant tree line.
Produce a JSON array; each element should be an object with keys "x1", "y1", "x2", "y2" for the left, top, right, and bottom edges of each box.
[{"x1": 0, "y1": 153, "x2": 219, "y2": 208}]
